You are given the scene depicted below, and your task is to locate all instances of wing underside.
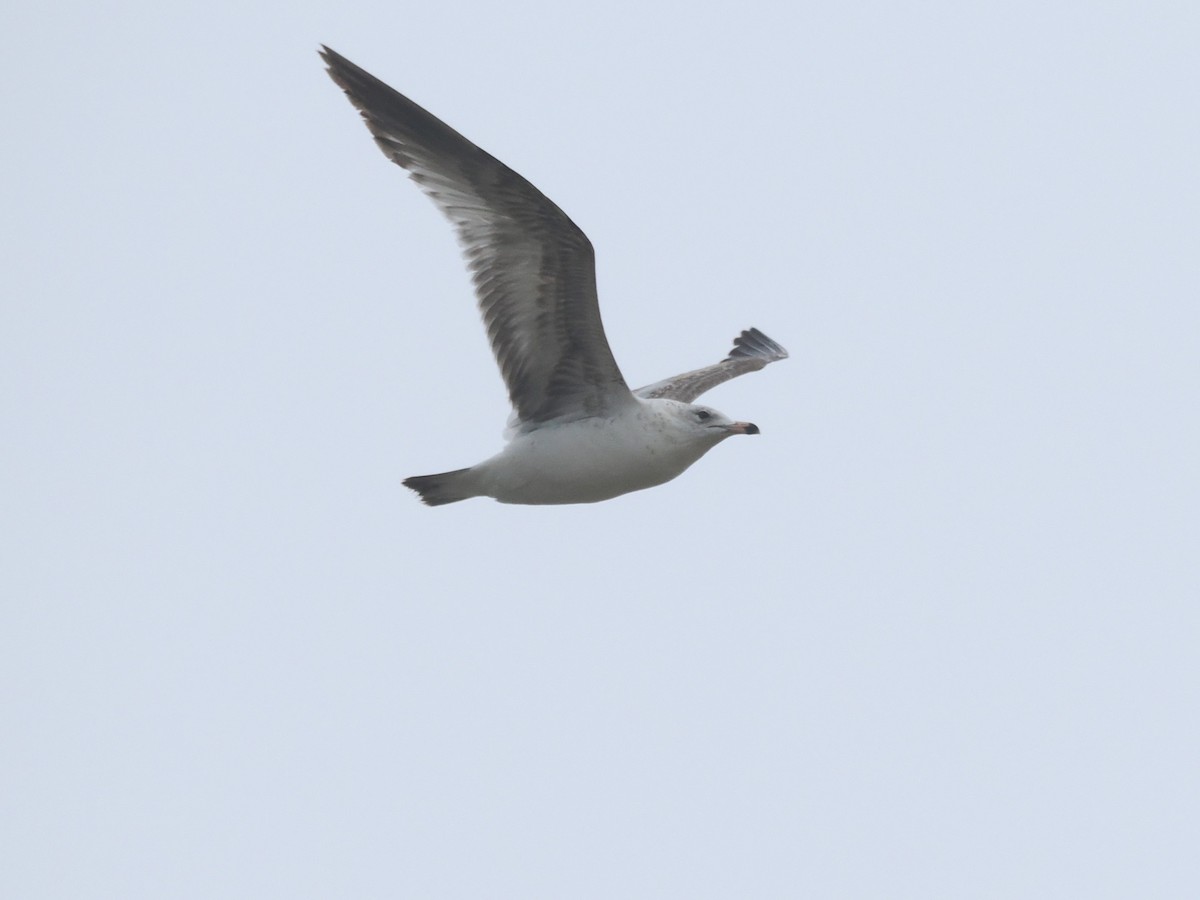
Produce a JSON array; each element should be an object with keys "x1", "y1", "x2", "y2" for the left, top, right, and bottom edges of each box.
[{"x1": 321, "y1": 46, "x2": 633, "y2": 424}]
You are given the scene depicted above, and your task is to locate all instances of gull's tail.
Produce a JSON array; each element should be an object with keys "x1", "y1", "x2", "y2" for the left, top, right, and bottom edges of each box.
[{"x1": 403, "y1": 468, "x2": 481, "y2": 506}]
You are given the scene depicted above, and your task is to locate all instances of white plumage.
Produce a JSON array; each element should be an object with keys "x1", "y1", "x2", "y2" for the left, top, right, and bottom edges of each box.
[{"x1": 321, "y1": 46, "x2": 788, "y2": 505}]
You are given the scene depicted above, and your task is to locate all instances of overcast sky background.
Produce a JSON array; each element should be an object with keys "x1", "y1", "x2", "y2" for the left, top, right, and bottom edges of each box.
[{"x1": 4, "y1": 1, "x2": 1198, "y2": 897}]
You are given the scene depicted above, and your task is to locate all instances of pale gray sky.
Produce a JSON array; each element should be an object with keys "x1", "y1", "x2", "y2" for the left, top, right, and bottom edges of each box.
[{"x1": 3, "y1": 1, "x2": 1198, "y2": 897}]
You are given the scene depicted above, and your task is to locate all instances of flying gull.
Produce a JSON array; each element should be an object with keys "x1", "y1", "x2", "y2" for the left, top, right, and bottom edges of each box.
[{"x1": 320, "y1": 47, "x2": 788, "y2": 505}]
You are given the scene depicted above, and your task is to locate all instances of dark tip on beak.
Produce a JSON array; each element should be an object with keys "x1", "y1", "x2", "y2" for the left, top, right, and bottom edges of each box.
[{"x1": 745, "y1": 423, "x2": 760, "y2": 435}]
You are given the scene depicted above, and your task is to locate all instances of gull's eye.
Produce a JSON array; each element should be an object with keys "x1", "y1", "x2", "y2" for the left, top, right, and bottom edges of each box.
[{"x1": 696, "y1": 410, "x2": 712, "y2": 422}]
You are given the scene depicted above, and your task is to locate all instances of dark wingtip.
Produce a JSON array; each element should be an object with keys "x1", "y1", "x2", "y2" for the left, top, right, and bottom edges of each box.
[{"x1": 728, "y1": 327, "x2": 789, "y2": 363}]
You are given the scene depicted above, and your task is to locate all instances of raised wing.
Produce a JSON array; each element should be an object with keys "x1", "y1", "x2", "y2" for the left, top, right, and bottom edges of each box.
[
  {"x1": 321, "y1": 46, "x2": 633, "y2": 424},
  {"x1": 635, "y1": 328, "x2": 788, "y2": 402}
]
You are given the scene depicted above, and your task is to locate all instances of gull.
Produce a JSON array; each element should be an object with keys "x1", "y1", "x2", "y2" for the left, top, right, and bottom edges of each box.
[{"x1": 321, "y1": 46, "x2": 788, "y2": 506}]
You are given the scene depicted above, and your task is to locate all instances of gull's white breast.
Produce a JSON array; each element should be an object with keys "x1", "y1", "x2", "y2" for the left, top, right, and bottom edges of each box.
[{"x1": 473, "y1": 400, "x2": 714, "y2": 505}]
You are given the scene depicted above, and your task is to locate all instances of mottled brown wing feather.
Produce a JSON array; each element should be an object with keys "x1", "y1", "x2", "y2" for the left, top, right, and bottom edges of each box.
[{"x1": 635, "y1": 328, "x2": 789, "y2": 403}]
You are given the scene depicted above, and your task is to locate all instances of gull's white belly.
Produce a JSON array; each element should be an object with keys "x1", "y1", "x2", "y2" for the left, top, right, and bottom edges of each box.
[{"x1": 475, "y1": 410, "x2": 711, "y2": 505}]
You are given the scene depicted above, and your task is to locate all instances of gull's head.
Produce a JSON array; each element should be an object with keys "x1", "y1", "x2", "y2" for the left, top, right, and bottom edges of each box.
[{"x1": 657, "y1": 400, "x2": 760, "y2": 446}]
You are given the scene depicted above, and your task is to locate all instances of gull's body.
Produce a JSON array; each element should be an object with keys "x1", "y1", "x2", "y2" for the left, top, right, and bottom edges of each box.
[
  {"x1": 321, "y1": 47, "x2": 788, "y2": 505},
  {"x1": 448, "y1": 400, "x2": 745, "y2": 506}
]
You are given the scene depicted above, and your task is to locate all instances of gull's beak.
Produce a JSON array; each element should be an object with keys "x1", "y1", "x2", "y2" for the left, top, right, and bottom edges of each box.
[{"x1": 728, "y1": 421, "x2": 760, "y2": 435}]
